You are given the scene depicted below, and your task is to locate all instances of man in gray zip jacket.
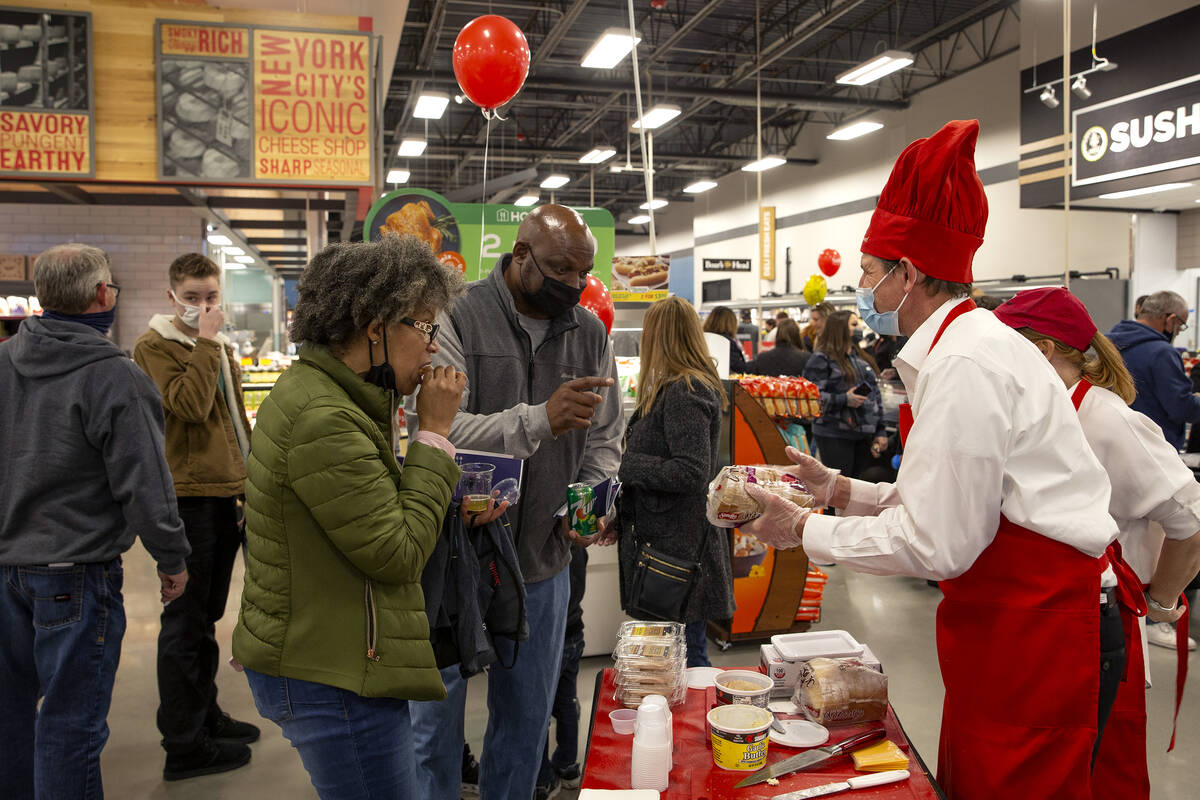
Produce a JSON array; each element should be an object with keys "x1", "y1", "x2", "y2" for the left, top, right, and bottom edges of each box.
[
  {"x1": 0, "y1": 243, "x2": 191, "y2": 798},
  {"x1": 407, "y1": 205, "x2": 623, "y2": 800}
]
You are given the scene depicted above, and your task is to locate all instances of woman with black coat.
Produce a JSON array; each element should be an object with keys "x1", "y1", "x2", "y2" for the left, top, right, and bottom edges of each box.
[
  {"x1": 618, "y1": 297, "x2": 736, "y2": 667},
  {"x1": 803, "y1": 311, "x2": 888, "y2": 480},
  {"x1": 745, "y1": 318, "x2": 810, "y2": 376}
]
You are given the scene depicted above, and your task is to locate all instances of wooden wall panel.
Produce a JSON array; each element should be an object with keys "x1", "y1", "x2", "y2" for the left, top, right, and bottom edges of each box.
[{"x1": 34, "y1": 0, "x2": 362, "y2": 182}]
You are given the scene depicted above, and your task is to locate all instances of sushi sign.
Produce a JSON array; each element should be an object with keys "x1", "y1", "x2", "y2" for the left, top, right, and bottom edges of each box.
[{"x1": 155, "y1": 20, "x2": 373, "y2": 186}]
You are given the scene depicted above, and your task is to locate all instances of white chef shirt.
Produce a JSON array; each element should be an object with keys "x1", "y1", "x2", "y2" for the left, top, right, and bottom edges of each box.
[
  {"x1": 804, "y1": 297, "x2": 1118, "y2": 581},
  {"x1": 1073, "y1": 381, "x2": 1200, "y2": 584}
]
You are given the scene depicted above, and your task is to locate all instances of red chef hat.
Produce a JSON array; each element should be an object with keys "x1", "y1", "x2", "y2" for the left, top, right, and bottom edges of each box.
[
  {"x1": 993, "y1": 287, "x2": 1098, "y2": 352},
  {"x1": 861, "y1": 119, "x2": 988, "y2": 283}
]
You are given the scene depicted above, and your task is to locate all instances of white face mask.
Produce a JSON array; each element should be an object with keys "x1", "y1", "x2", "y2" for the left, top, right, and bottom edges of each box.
[{"x1": 170, "y1": 291, "x2": 203, "y2": 329}]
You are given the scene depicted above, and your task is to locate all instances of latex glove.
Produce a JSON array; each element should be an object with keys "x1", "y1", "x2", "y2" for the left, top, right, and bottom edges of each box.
[
  {"x1": 780, "y1": 446, "x2": 840, "y2": 506},
  {"x1": 740, "y1": 483, "x2": 809, "y2": 550}
]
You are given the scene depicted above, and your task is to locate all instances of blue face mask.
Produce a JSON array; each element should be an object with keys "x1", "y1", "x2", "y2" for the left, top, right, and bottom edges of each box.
[
  {"x1": 41, "y1": 307, "x2": 116, "y2": 336},
  {"x1": 856, "y1": 264, "x2": 909, "y2": 336}
]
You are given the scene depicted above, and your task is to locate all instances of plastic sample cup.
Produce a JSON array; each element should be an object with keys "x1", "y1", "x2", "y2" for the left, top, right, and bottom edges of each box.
[
  {"x1": 609, "y1": 708, "x2": 637, "y2": 734},
  {"x1": 707, "y1": 704, "x2": 773, "y2": 771},
  {"x1": 457, "y1": 463, "x2": 494, "y2": 511}
]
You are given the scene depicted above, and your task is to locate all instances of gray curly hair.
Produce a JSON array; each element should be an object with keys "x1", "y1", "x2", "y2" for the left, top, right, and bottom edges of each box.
[{"x1": 290, "y1": 235, "x2": 465, "y2": 351}]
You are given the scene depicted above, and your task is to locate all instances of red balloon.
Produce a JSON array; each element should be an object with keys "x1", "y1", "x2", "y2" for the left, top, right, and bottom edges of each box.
[
  {"x1": 817, "y1": 248, "x2": 842, "y2": 277},
  {"x1": 452, "y1": 16, "x2": 530, "y2": 111},
  {"x1": 579, "y1": 274, "x2": 615, "y2": 334}
]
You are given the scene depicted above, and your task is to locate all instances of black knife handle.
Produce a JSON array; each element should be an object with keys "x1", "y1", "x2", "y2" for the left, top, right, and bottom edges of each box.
[{"x1": 828, "y1": 728, "x2": 887, "y2": 756}]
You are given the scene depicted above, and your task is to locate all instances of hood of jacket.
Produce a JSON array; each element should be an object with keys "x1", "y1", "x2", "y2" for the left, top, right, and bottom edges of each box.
[
  {"x1": 7, "y1": 316, "x2": 125, "y2": 378},
  {"x1": 1108, "y1": 319, "x2": 1169, "y2": 350}
]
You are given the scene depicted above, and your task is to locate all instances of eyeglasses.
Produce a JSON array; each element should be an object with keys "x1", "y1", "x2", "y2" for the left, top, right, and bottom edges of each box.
[
  {"x1": 101, "y1": 282, "x2": 120, "y2": 298},
  {"x1": 1171, "y1": 314, "x2": 1189, "y2": 333},
  {"x1": 399, "y1": 317, "x2": 439, "y2": 345}
]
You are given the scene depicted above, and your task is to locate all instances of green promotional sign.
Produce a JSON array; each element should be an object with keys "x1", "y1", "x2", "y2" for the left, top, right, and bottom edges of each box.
[{"x1": 364, "y1": 188, "x2": 615, "y2": 285}]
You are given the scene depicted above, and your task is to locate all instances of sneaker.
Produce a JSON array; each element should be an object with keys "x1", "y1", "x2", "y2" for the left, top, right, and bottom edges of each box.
[
  {"x1": 461, "y1": 742, "x2": 480, "y2": 791},
  {"x1": 554, "y1": 762, "x2": 582, "y2": 789},
  {"x1": 207, "y1": 710, "x2": 261, "y2": 744},
  {"x1": 1147, "y1": 620, "x2": 1198, "y2": 651},
  {"x1": 163, "y1": 733, "x2": 251, "y2": 781},
  {"x1": 533, "y1": 774, "x2": 559, "y2": 800}
]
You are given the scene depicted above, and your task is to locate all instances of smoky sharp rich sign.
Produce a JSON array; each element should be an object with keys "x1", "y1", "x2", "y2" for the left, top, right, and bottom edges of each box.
[
  {"x1": 1074, "y1": 73, "x2": 1200, "y2": 187},
  {"x1": 156, "y1": 20, "x2": 373, "y2": 186},
  {"x1": 703, "y1": 258, "x2": 752, "y2": 272},
  {"x1": 0, "y1": 7, "x2": 94, "y2": 178}
]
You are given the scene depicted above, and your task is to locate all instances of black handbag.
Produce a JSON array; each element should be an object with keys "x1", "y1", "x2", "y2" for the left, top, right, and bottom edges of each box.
[{"x1": 626, "y1": 523, "x2": 709, "y2": 622}]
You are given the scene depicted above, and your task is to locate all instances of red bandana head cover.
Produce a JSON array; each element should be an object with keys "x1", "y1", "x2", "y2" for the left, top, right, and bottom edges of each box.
[
  {"x1": 993, "y1": 287, "x2": 1098, "y2": 352},
  {"x1": 861, "y1": 119, "x2": 988, "y2": 283}
]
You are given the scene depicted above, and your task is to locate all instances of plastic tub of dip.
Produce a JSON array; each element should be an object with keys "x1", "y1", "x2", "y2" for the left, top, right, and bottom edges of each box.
[
  {"x1": 707, "y1": 704, "x2": 773, "y2": 771},
  {"x1": 714, "y1": 669, "x2": 772, "y2": 708}
]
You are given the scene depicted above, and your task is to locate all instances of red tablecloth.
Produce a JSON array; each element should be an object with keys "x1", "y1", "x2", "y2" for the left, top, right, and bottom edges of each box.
[{"x1": 582, "y1": 668, "x2": 943, "y2": 799}]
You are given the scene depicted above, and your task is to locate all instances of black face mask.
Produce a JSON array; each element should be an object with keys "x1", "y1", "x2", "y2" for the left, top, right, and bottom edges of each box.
[
  {"x1": 364, "y1": 327, "x2": 398, "y2": 395},
  {"x1": 520, "y1": 250, "x2": 583, "y2": 318}
]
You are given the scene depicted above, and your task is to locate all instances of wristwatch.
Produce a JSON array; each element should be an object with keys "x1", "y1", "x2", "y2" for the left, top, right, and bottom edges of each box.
[{"x1": 1144, "y1": 590, "x2": 1178, "y2": 614}]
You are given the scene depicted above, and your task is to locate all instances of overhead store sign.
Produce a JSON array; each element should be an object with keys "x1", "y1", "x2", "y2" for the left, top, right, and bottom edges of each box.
[
  {"x1": 1074, "y1": 74, "x2": 1200, "y2": 186},
  {"x1": 0, "y1": 7, "x2": 94, "y2": 178},
  {"x1": 703, "y1": 258, "x2": 752, "y2": 272},
  {"x1": 364, "y1": 188, "x2": 616, "y2": 286},
  {"x1": 155, "y1": 20, "x2": 373, "y2": 186},
  {"x1": 759, "y1": 206, "x2": 776, "y2": 281}
]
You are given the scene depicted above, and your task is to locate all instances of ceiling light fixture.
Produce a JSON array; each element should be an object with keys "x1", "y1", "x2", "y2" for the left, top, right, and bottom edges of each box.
[
  {"x1": 397, "y1": 139, "x2": 427, "y2": 157},
  {"x1": 741, "y1": 155, "x2": 787, "y2": 172},
  {"x1": 413, "y1": 92, "x2": 450, "y2": 120},
  {"x1": 827, "y1": 120, "x2": 884, "y2": 141},
  {"x1": 386, "y1": 168, "x2": 411, "y2": 184},
  {"x1": 206, "y1": 233, "x2": 232, "y2": 246},
  {"x1": 639, "y1": 198, "x2": 668, "y2": 210},
  {"x1": 579, "y1": 146, "x2": 617, "y2": 164},
  {"x1": 514, "y1": 194, "x2": 540, "y2": 207},
  {"x1": 224, "y1": 246, "x2": 245, "y2": 256},
  {"x1": 1097, "y1": 182, "x2": 1192, "y2": 200},
  {"x1": 683, "y1": 179, "x2": 718, "y2": 194},
  {"x1": 540, "y1": 175, "x2": 570, "y2": 189},
  {"x1": 235, "y1": 255, "x2": 255, "y2": 264},
  {"x1": 627, "y1": 214, "x2": 652, "y2": 225},
  {"x1": 1039, "y1": 85, "x2": 1059, "y2": 109},
  {"x1": 1070, "y1": 75, "x2": 1091, "y2": 100},
  {"x1": 581, "y1": 28, "x2": 642, "y2": 69},
  {"x1": 835, "y1": 50, "x2": 914, "y2": 86},
  {"x1": 631, "y1": 104, "x2": 681, "y2": 130}
]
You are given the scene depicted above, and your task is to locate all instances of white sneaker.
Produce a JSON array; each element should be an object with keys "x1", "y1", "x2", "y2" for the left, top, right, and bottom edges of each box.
[{"x1": 1146, "y1": 621, "x2": 1198, "y2": 651}]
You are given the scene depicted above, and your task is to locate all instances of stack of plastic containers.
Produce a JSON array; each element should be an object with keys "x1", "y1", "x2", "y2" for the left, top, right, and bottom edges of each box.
[{"x1": 612, "y1": 621, "x2": 687, "y2": 708}]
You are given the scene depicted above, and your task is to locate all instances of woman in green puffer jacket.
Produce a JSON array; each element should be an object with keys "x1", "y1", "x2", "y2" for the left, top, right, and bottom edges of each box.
[{"x1": 232, "y1": 235, "x2": 477, "y2": 799}]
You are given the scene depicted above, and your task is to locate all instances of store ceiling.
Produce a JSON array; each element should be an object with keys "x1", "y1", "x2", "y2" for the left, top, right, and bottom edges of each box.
[{"x1": 385, "y1": 0, "x2": 1021, "y2": 222}]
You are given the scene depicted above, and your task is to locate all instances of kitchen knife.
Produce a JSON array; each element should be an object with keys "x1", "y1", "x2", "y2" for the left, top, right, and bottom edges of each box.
[
  {"x1": 733, "y1": 728, "x2": 886, "y2": 788},
  {"x1": 772, "y1": 769, "x2": 911, "y2": 799}
]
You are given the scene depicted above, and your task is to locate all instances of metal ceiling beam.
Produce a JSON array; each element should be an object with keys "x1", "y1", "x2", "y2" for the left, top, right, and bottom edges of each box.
[
  {"x1": 529, "y1": 0, "x2": 591, "y2": 71},
  {"x1": 228, "y1": 219, "x2": 306, "y2": 230},
  {"x1": 638, "y1": 0, "x2": 729, "y2": 71},
  {"x1": 425, "y1": 144, "x2": 815, "y2": 165},
  {"x1": 388, "y1": 70, "x2": 907, "y2": 112},
  {"x1": 37, "y1": 183, "x2": 93, "y2": 204}
]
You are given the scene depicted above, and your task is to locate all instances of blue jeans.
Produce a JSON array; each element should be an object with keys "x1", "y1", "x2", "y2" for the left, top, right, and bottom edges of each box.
[
  {"x1": 0, "y1": 559, "x2": 126, "y2": 800},
  {"x1": 539, "y1": 626, "x2": 586, "y2": 785},
  {"x1": 410, "y1": 566, "x2": 571, "y2": 800},
  {"x1": 686, "y1": 619, "x2": 712, "y2": 667},
  {"x1": 244, "y1": 669, "x2": 415, "y2": 799}
]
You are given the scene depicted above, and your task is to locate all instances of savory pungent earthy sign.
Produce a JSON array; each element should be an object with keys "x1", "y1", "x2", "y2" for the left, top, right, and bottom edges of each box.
[{"x1": 156, "y1": 20, "x2": 373, "y2": 186}]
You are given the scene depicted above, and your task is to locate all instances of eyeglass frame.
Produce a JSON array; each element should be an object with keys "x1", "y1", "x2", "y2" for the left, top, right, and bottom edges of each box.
[
  {"x1": 1168, "y1": 312, "x2": 1189, "y2": 334},
  {"x1": 399, "y1": 317, "x2": 439, "y2": 345},
  {"x1": 100, "y1": 281, "x2": 120, "y2": 298}
]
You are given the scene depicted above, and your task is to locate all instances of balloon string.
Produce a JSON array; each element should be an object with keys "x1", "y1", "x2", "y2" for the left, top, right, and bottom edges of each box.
[
  {"x1": 478, "y1": 113, "x2": 492, "y2": 275},
  {"x1": 481, "y1": 107, "x2": 508, "y2": 122}
]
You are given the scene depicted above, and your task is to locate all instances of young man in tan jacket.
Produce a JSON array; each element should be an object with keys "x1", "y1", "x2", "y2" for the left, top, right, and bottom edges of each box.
[{"x1": 133, "y1": 253, "x2": 258, "y2": 781}]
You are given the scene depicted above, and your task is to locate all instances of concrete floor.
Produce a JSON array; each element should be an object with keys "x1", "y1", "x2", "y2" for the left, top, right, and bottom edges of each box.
[{"x1": 100, "y1": 543, "x2": 1200, "y2": 799}]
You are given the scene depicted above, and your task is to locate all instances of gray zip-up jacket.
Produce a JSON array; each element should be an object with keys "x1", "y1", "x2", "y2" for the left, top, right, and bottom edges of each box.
[
  {"x1": 0, "y1": 317, "x2": 189, "y2": 572},
  {"x1": 407, "y1": 254, "x2": 624, "y2": 583}
]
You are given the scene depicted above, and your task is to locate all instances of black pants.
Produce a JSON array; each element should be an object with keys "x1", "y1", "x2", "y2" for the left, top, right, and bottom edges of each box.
[
  {"x1": 1094, "y1": 588, "x2": 1126, "y2": 767},
  {"x1": 813, "y1": 435, "x2": 874, "y2": 480},
  {"x1": 157, "y1": 496, "x2": 242, "y2": 752}
]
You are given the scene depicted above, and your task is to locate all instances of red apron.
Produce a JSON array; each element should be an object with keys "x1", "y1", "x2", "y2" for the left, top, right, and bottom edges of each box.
[
  {"x1": 1069, "y1": 380, "x2": 1151, "y2": 800},
  {"x1": 899, "y1": 299, "x2": 1102, "y2": 800}
]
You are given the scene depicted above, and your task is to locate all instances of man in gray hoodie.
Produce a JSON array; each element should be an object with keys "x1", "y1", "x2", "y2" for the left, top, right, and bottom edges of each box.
[{"x1": 0, "y1": 243, "x2": 191, "y2": 799}]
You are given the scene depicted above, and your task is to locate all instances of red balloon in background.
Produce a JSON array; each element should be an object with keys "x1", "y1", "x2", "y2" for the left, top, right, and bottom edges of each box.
[
  {"x1": 452, "y1": 16, "x2": 531, "y2": 110},
  {"x1": 817, "y1": 248, "x2": 842, "y2": 277},
  {"x1": 579, "y1": 274, "x2": 615, "y2": 333}
]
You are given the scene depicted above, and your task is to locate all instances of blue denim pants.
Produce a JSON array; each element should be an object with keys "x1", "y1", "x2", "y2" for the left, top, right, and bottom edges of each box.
[
  {"x1": 244, "y1": 668, "x2": 416, "y2": 799},
  {"x1": 0, "y1": 559, "x2": 126, "y2": 800},
  {"x1": 410, "y1": 566, "x2": 570, "y2": 800}
]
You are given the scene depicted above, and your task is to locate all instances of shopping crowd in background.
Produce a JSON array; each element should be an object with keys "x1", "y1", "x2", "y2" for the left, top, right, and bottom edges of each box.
[{"x1": 4, "y1": 121, "x2": 1200, "y2": 800}]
